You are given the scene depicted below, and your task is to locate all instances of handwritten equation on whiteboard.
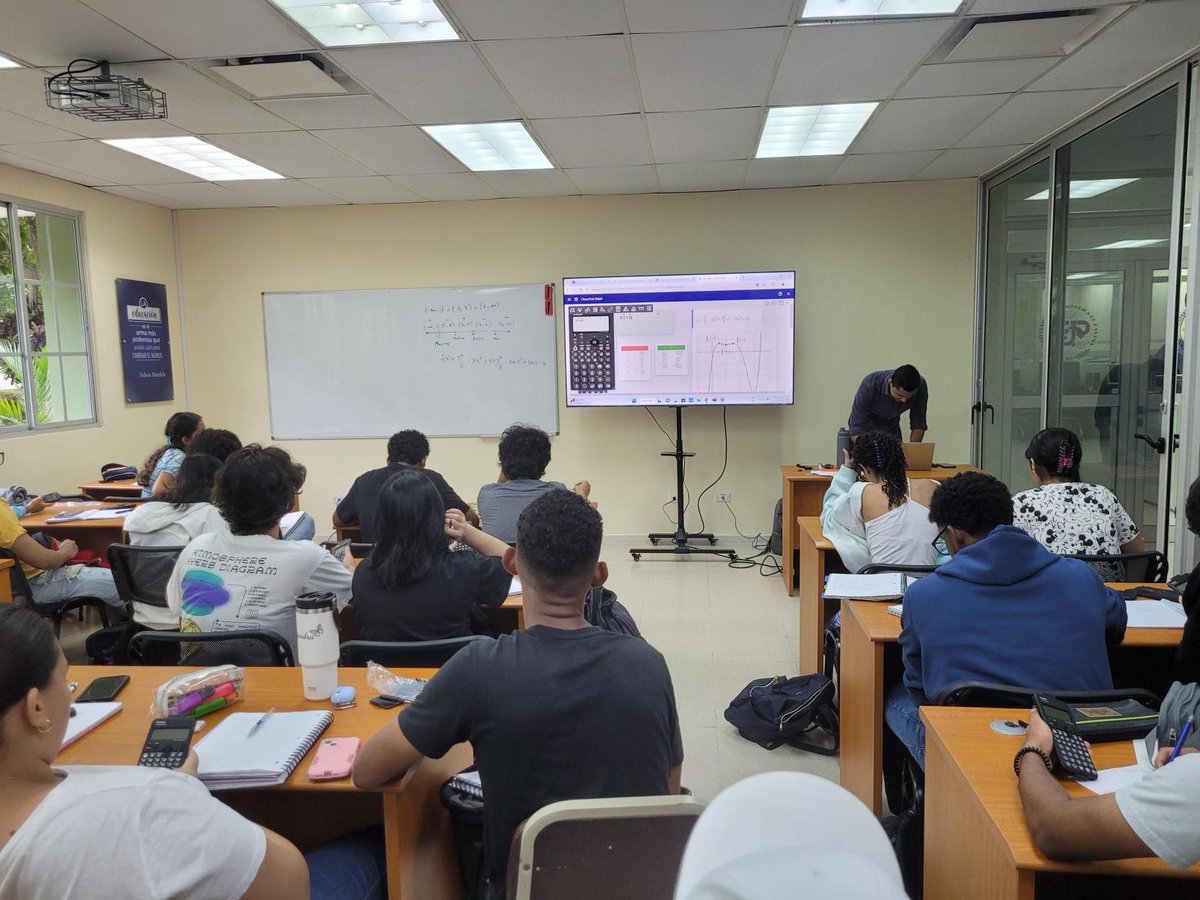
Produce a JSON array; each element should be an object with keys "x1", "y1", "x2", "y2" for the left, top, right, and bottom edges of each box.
[
  {"x1": 423, "y1": 301, "x2": 515, "y2": 346},
  {"x1": 440, "y1": 353, "x2": 549, "y2": 371}
]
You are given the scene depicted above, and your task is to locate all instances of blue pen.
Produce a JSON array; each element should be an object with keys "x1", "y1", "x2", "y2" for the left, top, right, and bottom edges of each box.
[{"x1": 1167, "y1": 713, "x2": 1195, "y2": 764}]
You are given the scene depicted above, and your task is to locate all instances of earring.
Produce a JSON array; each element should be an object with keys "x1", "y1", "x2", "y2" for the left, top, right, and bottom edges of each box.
[{"x1": 36, "y1": 720, "x2": 52, "y2": 735}]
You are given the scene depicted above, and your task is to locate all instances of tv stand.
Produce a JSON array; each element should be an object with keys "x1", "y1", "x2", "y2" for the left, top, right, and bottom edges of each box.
[{"x1": 630, "y1": 406, "x2": 737, "y2": 562}]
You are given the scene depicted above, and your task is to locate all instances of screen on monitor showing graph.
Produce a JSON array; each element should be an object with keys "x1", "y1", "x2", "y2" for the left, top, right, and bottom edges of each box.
[{"x1": 562, "y1": 271, "x2": 795, "y2": 407}]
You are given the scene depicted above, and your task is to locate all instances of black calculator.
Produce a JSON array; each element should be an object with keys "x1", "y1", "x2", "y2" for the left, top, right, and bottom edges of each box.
[
  {"x1": 1034, "y1": 693, "x2": 1097, "y2": 781},
  {"x1": 137, "y1": 716, "x2": 197, "y2": 769},
  {"x1": 569, "y1": 310, "x2": 615, "y2": 392}
]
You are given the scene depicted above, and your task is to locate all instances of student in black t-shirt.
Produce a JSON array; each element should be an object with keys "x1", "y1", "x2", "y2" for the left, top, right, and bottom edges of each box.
[
  {"x1": 351, "y1": 468, "x2": 512, "y2": 642},
  {"x1": 354, "y1": 490, "x2": 683, "y2": 899},
  {"x1": 334, "y1": 430, "x2": 478, "y2": 541}
]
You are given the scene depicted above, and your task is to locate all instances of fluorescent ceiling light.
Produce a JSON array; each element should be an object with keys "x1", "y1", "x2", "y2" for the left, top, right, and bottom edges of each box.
[
  {"x1": 1025, "y1": 178, "x2": 1137, "y2": 201},
  {"x1": 102, "y1": 137, "x2": 284, "y2": 181},
  {"x1": 422, "y1": 122, "x2": 552, "y2": 172},
  {"x1": 799, "y1": 0, "x2": 961, "y2": 19},
  {"x1": 269, "y1": 0, "x2": 458, "y2": 46},
  {"x1": 1092, "y1": 239, "x2": 1167, "y2": 250},
  {"x1": 0, "y1": 54, "x2": 21, "y2": 69},
  {"x1": 756, "y1": 103, "x2": 877, "y2": 158},
  {"x1": 1066, "y1": 272, "x2": 1104, "y2": 280}
]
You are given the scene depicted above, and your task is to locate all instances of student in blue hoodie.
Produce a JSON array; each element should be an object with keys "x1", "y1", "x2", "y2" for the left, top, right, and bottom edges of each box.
[{"x1": 886, "y1": 471, "x2": 1127, "y2": 768}]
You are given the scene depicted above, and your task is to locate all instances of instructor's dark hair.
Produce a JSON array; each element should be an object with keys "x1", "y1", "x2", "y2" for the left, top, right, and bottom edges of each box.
[
  {"x1": 517, "y1": 489, "x2": 601, "y2": 597},
  {"x1": 498, "y1": 424, "x2": 552, "y2": 481},
  {"x1": 215, "y1": 445, "x2": 306, "y2": 535},
  {"x1": 154, "y1": 453, "x2": 221, "y2": 508},
  {"x1": 138, "y1": 411, "x2": 203, "y2": 486},
  {"x1": 928, "y1": 472, "x2": 1013, "y2": 538},
  {"x1": 1186, "y1": 477, "x2": 1200, "y2": 536},
  {"x1": 0, "y1": 606, "x2": 58, "y2": 727},
  {"x1": 1025, "y1": 427, "x2": 1081, "y2": 482},
  {"x1": 387, "y1": 430, "x2": 430, "y2": 465},
  {"x1": 188, "y1": 428, "x2": 242, "y2": 463},
  {"x1": 891, "y1": 365, "x2": 921, "y2": 392},
  {"x1": 852, "y1": 432, "x2": 908, "y2": 509},
  {"x1": 369, "y1": 469, "x2": 449, "y2": 587}
]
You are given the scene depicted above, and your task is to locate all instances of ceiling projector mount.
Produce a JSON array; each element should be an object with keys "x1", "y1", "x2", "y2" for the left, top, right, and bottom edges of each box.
[{"x1": 45, "y1": 59, "x2": 167, "y2": 122}]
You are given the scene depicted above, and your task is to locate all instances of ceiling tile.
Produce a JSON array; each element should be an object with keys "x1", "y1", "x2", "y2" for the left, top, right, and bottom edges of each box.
[
  {"x1": 313, "y1": 126, "x2": 464, "y2": 175},
  {"x1": 895, "y1": 57, "x2": 1058, "y2": 99},
  {"x1": 204, "y1": 131, "x2": 371, "y2": 178},
  {"x1": 531, "y1": 115, "x2": 651, "y2": 168},
  {"x1": 946, "y1": 16, "x2": 1100, "y2": 62},
  {"x1": 3, "y1": 139, "x2": 204, "y2": 185},
  {"x1": 770, "y1": 19, "x2": 956, "y2": 106},
  {"x1": 77, "y1": 0, "x2": 314, "y2": 58},
  {"x1": 389, "y1": 172, "x2": 501, "y2": 200},
  {"x1": 1027, "y1": 0, "x2": 1200, "y2": 93},
  {"x1": 828, "y1": 150, "x2": 942, "y2": 184},
  {"x1": 256, "y1": 95, "x2": 409, "y2": 130},
  {"x1": 222, "y1": 179, "x2": 346, "y2": 206},
  {"x1": 331, "y1": 45, "x2": 518, "y2": 125},
  {"x1": 852, "y1": 94, "x2": 1008, "y2": 152},
  {"x1": 564, "y1": 165, "x2": 660, "y2": 194},
  {"x1": 301, "y1": 176, "x2": 424, "y2": 203},
  {"x1": 0, "y1": 109, "x2": 83, "y2": 145},
  {"x1": 118, "y1": 62, "x2": 296, "y2": 134},
  {"x1": 967, "y1": 0, "x2": 1132, "y2": 12},
  {"x1": 633, "y1": 29, "x2": 787, "y2": 112},
  {"x1": 96, "y1": 184, "x2": 191, "y2": 208},
  {"x1": 209, "y1": 61, "x2": 345, "y2": 100},
  {"x1": 479, "y1": 37, "x2": 640, "y2": 118},
  {"x1": 0, "y1": 0, "x2": 163, "y2": 67},
  {"x1": 744, "y1": 156, "x2": 842, "y2": 189},
  {"x1": 0, "y1": 148, "x2": 110, "y2": 187},
  {"x1": 647, "y1": 108, "x2": 761, "y2": 163},
  {"x1": 957, "y1": 88, "x2": 1116, "y2": 147},
  {"x1": 626, "y1": 0, "x2": 795, "y2": 33},
  {"x1": 914, "y1": 144, "x2": 1028, "y2": 179},
  {"x1": 446, "y1": 0, "x2": 626, "y2": 39},
  {"x1": 475, "y1": 169, "x2": 581, "y2": 197},
  {"x1": 656, "y1": 160, "x2": 746, "y2": 192},
  {"x1": 127, "y1": 181, "x2": 254, "y2": 208}
]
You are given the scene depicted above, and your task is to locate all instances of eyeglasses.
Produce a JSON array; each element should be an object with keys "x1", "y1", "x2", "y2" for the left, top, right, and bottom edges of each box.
[{"x1": 931, "y1": 526, "x2": 949, "y2": 555}]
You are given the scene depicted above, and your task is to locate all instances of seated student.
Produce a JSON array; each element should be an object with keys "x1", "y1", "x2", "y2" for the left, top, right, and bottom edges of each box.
[
  {"x1": 1173, "y1": 477, "x2": 1200, "y2": 683},
  {"x1": 336, "y1": 430, "x2": 477, "y2": 542},
  {"x1": 354, "y1": 490, "x2": 683, "y2": 900},
  {"x1": 352, "y1": 469, "x2": 511, "y2": 642},
  {"x1": 477, "y1": 424, "x2": 591, "y2": 544},
  {"x1": 0, "y1": 605, "x2": 309, "y2": 899},
  {"x1": 166, "y1": 445, "x2": 352, "y2": 657},
  {"x1": 888, "y1": 472, "x2": 1126, "y2": 768},
  {"x1": 1015, "y1": 709, "x2": 1200, "y2": 868},
  {"x1": 1013, "y1": 427, "x2": 1143, "y2": 579},
  {"x1": 124, "y1": 454, "x2": 227, "y2": 549},
  {"x1": 186, "y1": 426, "x2": 241, "y2": 462},
  {"x1": 138, "y1": 412, "x2": 204, "y2": 499},
  {"x1": 0, "y1": 498, "x2": 123, "y2": 615},
  {"x1": 820, "y1": 431, "x2": 944, "y2": 573}
]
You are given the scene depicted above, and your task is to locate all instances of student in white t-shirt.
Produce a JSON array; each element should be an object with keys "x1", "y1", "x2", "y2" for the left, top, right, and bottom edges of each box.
[{"x1": 166, "y1": 445, "x2": 353, "y2": 657}]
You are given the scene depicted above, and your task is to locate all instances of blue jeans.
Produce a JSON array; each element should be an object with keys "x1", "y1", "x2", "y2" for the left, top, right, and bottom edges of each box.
[
  {"x1": 885, "y1": 682, "x2": 926, "y2": 770},
  {"x1": 30, "y1": 565, "x2": 124, "y2": 609},
  {"x1": 305, "y1": 827, "x2": 387, "y2": 900},
  {"x1": 283, "y1": 512, "x2": 317, "y2": 542}
]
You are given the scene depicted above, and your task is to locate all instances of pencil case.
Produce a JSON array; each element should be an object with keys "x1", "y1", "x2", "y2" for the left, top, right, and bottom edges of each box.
[{"x1": 151, "y1": 665, "x2": 246, "y2": 718}]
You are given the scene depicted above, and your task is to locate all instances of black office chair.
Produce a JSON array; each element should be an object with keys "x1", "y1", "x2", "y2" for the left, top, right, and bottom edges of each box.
[
  {"x1": 349, "y1": 542, "x2": 372, "y2": 559},
  {"x1": 91, "y1": 543, "x2": 186, "y2": 664},
  {"x1": 128, "y1": 629, "x2": 295, "y2": 666},
  {"x1": 338, "y1": 635, "x2": 491, "y2": 668},
  {"x1": 859, "y1": 564, "x2": 939, "y2": 576},
  {"x1": 0, "y1": 546, "x2": 113, "y2": 637},
  {"x1": 1065, "y1": 550, "x2": 1168, "y2": 583}
]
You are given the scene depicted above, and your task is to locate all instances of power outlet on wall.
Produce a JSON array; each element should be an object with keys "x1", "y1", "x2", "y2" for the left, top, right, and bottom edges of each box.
[{"x1": 716, "y1": 492, "x2": 732, "y2": 503}]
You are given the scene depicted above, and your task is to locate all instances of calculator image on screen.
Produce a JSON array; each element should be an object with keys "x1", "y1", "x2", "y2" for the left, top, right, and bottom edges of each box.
[{"x1": 569, "y1": 312, "x2": 615, "y2": 393}]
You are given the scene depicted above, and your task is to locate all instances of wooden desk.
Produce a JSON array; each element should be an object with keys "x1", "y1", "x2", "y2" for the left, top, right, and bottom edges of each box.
[
  {"x1": 840, "y1": 586, "x2": 1181, "y2": 817},
  {"x1": 19, "y1": 500, "x2": 133, "y2": 556},
  {"x1": 60, "y1": 665, "x2": 471, "y2": 900},
  {"x1": 923, "y1": 705, "x2": 1200, "y2": 899},
  {"x1": 336, "y1": 523, "x2": 364, "y2": 542},
  {"x1": 797, "y1": 516, "x2": 843, "y2": 674},
  {"x1": 779, "y1": 464, "x2": 978, "y2": 595},
  {"x1": 0, "y1": 558, "x2": 12, "y2": 602},
  {"x1": 78, "y1": 479, "x2": 144, "y2": 500}
]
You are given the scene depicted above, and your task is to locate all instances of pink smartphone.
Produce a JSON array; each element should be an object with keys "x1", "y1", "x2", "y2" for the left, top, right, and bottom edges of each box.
[{"x1": 307, "y1": 737, "x2": 360, "y2": 781}]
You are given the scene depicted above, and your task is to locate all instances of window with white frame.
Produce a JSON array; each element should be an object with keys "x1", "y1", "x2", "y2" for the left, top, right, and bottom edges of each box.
[{"x1": 0, "y1": 200, "x2": 95, "y2": 430}]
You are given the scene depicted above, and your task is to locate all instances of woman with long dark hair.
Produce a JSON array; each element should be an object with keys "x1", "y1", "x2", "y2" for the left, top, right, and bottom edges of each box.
[
  {"x1": 138, "y1": 411, "x2": 204, "y2": 498},
  {"x1": 124, "y1": 453, "x2": 227, "y2": 548},
  {"x1": 353, "y1": 468, "x2": 513, "y2": 642}
]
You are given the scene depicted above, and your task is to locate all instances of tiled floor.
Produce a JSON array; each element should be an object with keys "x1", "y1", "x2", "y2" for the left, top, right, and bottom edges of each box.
[{"x1": 59, "y1": 533, "x2": 839, "y2": 801}]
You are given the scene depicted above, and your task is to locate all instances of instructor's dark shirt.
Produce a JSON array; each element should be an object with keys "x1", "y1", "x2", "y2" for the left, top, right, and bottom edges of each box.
[
  {"x1": 336, "y1": 463, "x2": 469, "y2": 542},
  {"x1": 848, "y1": 369, "x2": 928, "y2": 438}
]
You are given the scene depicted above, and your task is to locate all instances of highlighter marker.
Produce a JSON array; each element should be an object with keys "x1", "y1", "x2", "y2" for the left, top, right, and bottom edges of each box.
[
  {"x1": 193, "y1": 696, "x2": 229, "y2": 717},
  {"x1": 174, "y1": 685, "x2": 216, "y2": 716}
]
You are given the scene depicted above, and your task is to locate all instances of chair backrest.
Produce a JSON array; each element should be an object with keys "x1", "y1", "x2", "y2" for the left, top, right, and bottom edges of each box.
[
  {"x1": 859, "y1": 563, "x2": 939, "y2": 576},
  {"x1": 937, "y1": 680, "x2": 1161, "y2": 710},
  {"x1": 107, "y1": 543, "x2": 184, "y2": 613},
  {"x1": 1065, "y1": 550, "x2": 1168, "y2": 582},
  {"x1": 0, "y1": 547, "x2": 33, "y2": 603},
  {"x1": 349, "y1": 542, "x2": 373, "y2": 559},
  {"x1": 128, "y1": 629, "x2": 295, "y2": 666},
  {"x1": 338, "y1": 635, "x2": 490, "y2": 668},
  {"x1": 506, "y1": 795, "x2": 705, "y2": 900}
]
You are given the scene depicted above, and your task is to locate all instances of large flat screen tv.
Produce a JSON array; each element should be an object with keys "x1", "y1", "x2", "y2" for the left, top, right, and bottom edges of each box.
[{"x1": 562, "y1": 270, "x2": 795, "y2": 408}]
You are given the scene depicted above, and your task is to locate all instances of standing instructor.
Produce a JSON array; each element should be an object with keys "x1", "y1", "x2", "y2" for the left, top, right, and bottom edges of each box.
[{"x1": 848, "y1": 365, "x2": 928, "y2": 443}]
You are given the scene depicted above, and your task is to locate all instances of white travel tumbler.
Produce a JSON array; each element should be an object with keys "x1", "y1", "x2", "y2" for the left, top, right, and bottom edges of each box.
[{"x1": 295, "y1": 591, "x2": 339, "y2": 701}]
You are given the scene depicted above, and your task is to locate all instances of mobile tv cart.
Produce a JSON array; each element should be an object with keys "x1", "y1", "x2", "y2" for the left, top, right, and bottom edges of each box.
[{"x1": 630, "y1": 405, "x2": 737, "y2": 562}]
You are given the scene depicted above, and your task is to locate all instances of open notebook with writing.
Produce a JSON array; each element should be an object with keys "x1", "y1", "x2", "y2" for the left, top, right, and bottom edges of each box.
[{"x1": 195, "y1": 710, "x2": 331, "y2": 790}]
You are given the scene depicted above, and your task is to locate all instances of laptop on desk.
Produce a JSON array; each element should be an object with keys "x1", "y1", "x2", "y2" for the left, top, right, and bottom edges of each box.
[{"x1": 902, "y1": 442, "x2": 935, "y2": 471}]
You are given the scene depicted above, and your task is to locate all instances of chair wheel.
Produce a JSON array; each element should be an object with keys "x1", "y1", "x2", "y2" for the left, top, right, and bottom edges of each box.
[
  {"x1": 631, "y1": 553, "x2": 641, "y2": 561},
  {"x1": 649, "y1": 537, "x2": 659, "y2": 545},
  {"x1": 708, "y1": 536, "x2": 718, "y2": 544}
]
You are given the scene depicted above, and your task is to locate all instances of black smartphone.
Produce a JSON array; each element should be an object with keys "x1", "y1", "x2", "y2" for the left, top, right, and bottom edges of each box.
[
  {"x1": 39, "y1": 491, "x2": 62, "y2": 503},
  {"x1": 1034, "y1": 693, "x2": 1098, "y2": 781},
  {"x1": 76, "y1": 674, "x2": 131, "y2": 703},
  {"x1": 370, "y1": 695, "x2": 404, "y2": 709},
  {"x1": 137, "y1": 716, "x2": 196, "y2": 768}
]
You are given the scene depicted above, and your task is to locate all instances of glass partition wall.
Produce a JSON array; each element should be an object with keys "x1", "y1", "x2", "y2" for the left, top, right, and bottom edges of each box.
[{"x1": 977, "y1": 65, "x2": 1195, "y2": 567}]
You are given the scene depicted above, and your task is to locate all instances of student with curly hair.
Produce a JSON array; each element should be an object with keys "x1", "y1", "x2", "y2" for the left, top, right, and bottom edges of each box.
[
  {"x1": 138, "y1": 412, "x2": 204, "y2": 498},
  {"x1": 1172, "y1": 478, "x2": 1200, "y2": 684},
  {"x1": 819, "y1": 431, "x2": 942, "y2": 573}
]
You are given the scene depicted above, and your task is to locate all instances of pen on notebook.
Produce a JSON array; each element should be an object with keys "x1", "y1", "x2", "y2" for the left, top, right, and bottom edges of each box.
[
  {"x1": 248, "y1": 708, "x2": 275, "y2": 736},
  {"x1": 1167, "y1": 713, "x2": 1194, "y2": 764}
]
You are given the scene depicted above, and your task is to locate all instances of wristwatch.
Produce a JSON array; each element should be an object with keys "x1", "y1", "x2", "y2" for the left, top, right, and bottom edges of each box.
[{"x1": 1013, "y1": 745, "x2": 1053, "y2": 776}]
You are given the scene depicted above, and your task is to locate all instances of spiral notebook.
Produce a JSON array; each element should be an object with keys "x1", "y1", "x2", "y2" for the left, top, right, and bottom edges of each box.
[{"x1": 195, "y1": 710, "x2": 331, "y2": 790}]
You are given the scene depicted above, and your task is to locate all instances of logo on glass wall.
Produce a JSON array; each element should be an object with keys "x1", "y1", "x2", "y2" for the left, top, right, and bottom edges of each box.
[
  {"x1": 1063, "y1": 304, "x2": 1099, "y2": 360},
  {"x1": 126, "y1": 296, "x2": 162, "y2": 324}
]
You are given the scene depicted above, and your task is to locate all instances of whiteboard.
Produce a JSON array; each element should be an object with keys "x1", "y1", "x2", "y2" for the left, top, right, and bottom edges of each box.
[{"x1": 262, "y1": 285, "x2": 558, "y2": 438}]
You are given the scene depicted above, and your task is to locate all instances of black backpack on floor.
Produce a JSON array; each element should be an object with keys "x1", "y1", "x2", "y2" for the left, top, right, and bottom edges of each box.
[{"x1": 725, "y1": 673, "x2": 839, "y2": 755}]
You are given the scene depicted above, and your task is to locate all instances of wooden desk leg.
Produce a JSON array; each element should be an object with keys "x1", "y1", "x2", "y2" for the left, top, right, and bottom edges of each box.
[
  {"x1": 840, "y1": 609, "x2": 885, "y2": 816},
  {"x1": 798, "y1": 539, "x2": 823, "y2": 673},
  {"x1": 924, "y1": 727, "x2": 1034, "y2": 900},
  {"x1": 782, "y1": 479, "x2": 797, "y2": 596}
]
